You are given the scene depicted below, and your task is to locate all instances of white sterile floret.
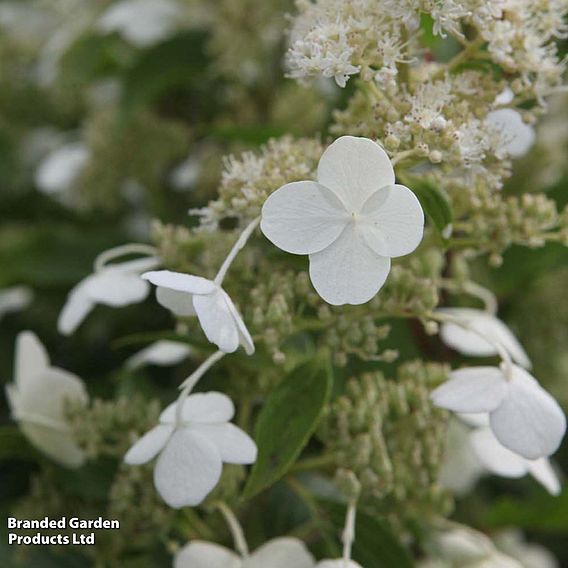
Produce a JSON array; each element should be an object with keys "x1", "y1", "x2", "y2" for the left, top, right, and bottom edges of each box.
[
  {"x1": 124, "y1": 392, "x2": 257, "y2": 508},
  {"x1": 437, "y1": 308, "x2": 531, "y2": 369},
  {"x1": 260, "y1": 136, "x2": 424, "y2": 306},
  {"x1": 143, "y1": 271, "x2": 254, "y2": 355},
  {"x1": 5, "y1": 332, "x2": 88, "y2": 468},
  {"x1": 35, "y1": 142, "x2": 89, "y2": 196},
  {"x1": 58, "y1": 256, "x2": 159, "y2": 335},
  {"x1": 97, "y1": 0, "x2": 182, "y2": 47},
  {"x1": 126, "y1": 340, "x2": 192, "y2": 370},
  {"x1": 174, "y1": 537, "x2": 315, "y2": 568},
  {"x1": 431, "y1": 365, "x2": 566, "y2": 460},
  {"x1": 0, "y1": 286, "x2": 33, "y2": 321},
  {"x1": 485, "y1": 109, "x2": 535, "y2": 158}
]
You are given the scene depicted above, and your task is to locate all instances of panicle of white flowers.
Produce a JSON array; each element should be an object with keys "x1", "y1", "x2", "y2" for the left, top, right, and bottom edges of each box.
[{"x1": 320, "y1": 361, "x2": 452, "y2": 528}]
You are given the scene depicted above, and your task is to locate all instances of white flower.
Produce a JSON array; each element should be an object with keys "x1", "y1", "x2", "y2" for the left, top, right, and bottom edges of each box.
[
  {"x1": 125, "y1": 392, "x2": 257, "y2": 508},
  {"x1": 97, "y1": 0, "x2": 182, "y2": 47},
  {"x1": 260, "y1": 136, "x2": 424, "y2": 305},
  {"x1": 5, "y1": 332, "x2": 88, "y2": 468},
  {"x1": 58, "y1": 256, "x2": 159, "y2": 335},
  {"x1": 35, "y1": 142, "x2": 89, "y2": 196},
  {"x1": 0, "y1": 286, "x2": 33, "y2": 320},
  {"x1": 316, "y1": 561, "x2": 363, "y2": 568},
  {"x1": 431, "y1": 364, "x2": 566, "y2": 459},
  {"x1": 143, "y1": 271, "x2": 254, "y2": 355},
  {"x1": 126, "y1": 340, "x2": 192, "y2": 370},
  {"x1": 486, "y1": 109, "x2": 535, "y2": 158},
  {"x1": 437, "y1": 308, "x2": 531, "y2": 369},
  {"x1": 174, "y1": 537, "x2": 315, "y2": 568},
  {"x1": 495, "y1": 530, "x2": 559, "y2": 568}
]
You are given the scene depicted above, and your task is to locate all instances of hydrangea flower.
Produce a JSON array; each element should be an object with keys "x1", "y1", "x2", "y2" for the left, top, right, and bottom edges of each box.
[
  {"x1": 431, "y1": 364, "x2": 566, "y2": 459},
  {"x1": 0, "y1": 286, "x2": 33, "y2": 321},
  {"x1": 5, "y1": 331, "x2": 88, "y2": 468},
  {"x1": 437, "y1": 308, "x2": 531, "y2": 369},
  {"x1": 261, "y1": 136, "x2": 424, "y2": 305},
  {"x1": 126, "y1": 340, "x2": 192, "y2": 370},
  {"x1": 143, "y1": 271, "x2": 254, "y2": 354},
  {"x1": 174, "y1": 537, "x2": 315, "y2": 568},
  {"x1": 97, "y1": 0, "x2": 182, "y2": 47},
  {"x1": 124, "y1": 392, "x2": 257, "y2": 508},
  {"x1": 58, "y1": 255, "x2": 159, "y2": 335}
]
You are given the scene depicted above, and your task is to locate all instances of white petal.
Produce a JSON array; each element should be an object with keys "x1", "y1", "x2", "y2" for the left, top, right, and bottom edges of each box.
[
  {"x1": 58, "y1": 285, "x2": 95, "y2": 335},
  {"x1": 486, "y1": 109, "x2": 535, "y2": 157},
  {"x1": 126, "y1": 340, "x2": 192, "y2": 370},
  {"x1": 35, "y1": 142, "x2": 89, "y2": 194},
  {"x1": 15, "y1": 331, "x2": 49, "y2": 391},
  {"x1": 430, "y1": 367, "x2": 507, "y2": 413},
  {"x1": 83, "y1": 271, "x2": 150, "y2": 306},
  {"x1": 156, "y1": 287, "x2": 196, "y2": 317},
  {"x1": 0, "y1": 286, "x2": 33, "y2": 319},
  {"x1": 470, "y1": 428, "x2": 528, "y2": 478},
  {"x1": 194, "y1": 289, "x2": 240, "y2": 353},
  {"x1": 174, "y1": 541, "x2": 241, "y2": 568},
  {"x1": 20, "y1": 423, "x2": 86, "y2": 468},
  {"x1": 438, "y1": 308, "x2": 531, "y2": 369},
  {"x1": 317, "y1": 136, "x2": 395, "y2": 212},
  {"x1": 160, "y1": 392, "x2": 235, "y2": 424},
  {"x1": 124, "y1": 424, "x2": 174, "y2": 465},
  {"x1": 316, "y1": 561, "x2": 362, "y2": 568},
  {"x1": 108, "y1": 256, "x2": 160, "y2": 275},
  {"x1": 222, "y1": 290, "x2": 255, "y2": 355},
  {"x1": 193, "y1": 423, "x2": 257, "y2": 464},
  {"x1": 246, "y1": 538, "x2": 315, "y2": 568},
  {"x1": 309, "y1": 223, "x2": 390, "y2": 305},
  {"x1": 527, "y1": 459, "x2": 561, "y2": 496},
  {"x1": 490, "y1": 366, "x2": 566, "y2": 459},
  {"x1": 360, "y1": 184, "x2": 424, "y2": 258},
  {"x1": 260, "y1": 181, "x2": 348, "y2": 254},
  {"x1": 458, "y1": 412, "x2": 491, "y2": 428},
  {"x1": 154, "y1": 428, "x2": 222, "y2": 508},
  {"x1": 143, "y1": 270, "x2": 216, "y2": 295},
  {"x1": 435, "y1": 527, "x2": 494, "y2": 563}
]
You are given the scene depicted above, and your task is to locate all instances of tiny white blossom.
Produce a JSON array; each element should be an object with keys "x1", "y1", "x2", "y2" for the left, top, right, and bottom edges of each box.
[
  {"x1": 58, "y1": 256, "x2": 159, "y2": 335},
  {"x1": 143, "y1": 270, "x2": 254, "y2": 355},
  {"x1": 437, "y1": 308, "x2": 531, "y2": 369},
  {"x1": 97, "y1": 0, "x2": 182, "y2": 47},
  {"x1": 35, "y1": 142, "x2": 89, "y2": 196},
  {"x1": 124, "y1": 392, "x2": 257, "y2": 508},
  {"x1": 0, "y1": 286, "x2": 33, "y2": 321},
  {"x1": 126, "y1": 340, "x2": 192, "y2": 370},
  {"x1": 174, "y1": 537, "x2": 314, "y2": 568},
  {"x1": 261, "y1": 136, "x2": 424, "y2": 306},
  {"x1": 5, "y1": 332, "x2": 88, "y2": 468},
  {"x1": 431, "y1": 364, "x2": 566, "y2": 459}
]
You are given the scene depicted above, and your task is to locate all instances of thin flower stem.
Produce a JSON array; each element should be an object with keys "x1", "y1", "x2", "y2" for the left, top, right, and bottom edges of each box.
[
  {"x1": 342, "y1": 500, "x2": 357, "y2": 566},
  {"x1": 175, "y1": 350, "x2": 226, "y2": 426},
  {"x1": 430, "y1": 311, "x2": 514, "y2": 378},
  {"x1": 215, "y1": 501, "x2": 250, "y2": 558},
  {"x1": 94, "y1": 243, "x2": 158, "y2": 272},
  {"x1": 214, "y1": 217, "x2": 261, "y2": 286}
]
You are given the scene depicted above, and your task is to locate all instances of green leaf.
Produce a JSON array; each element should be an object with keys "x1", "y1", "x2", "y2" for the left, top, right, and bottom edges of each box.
[
  {"x1": 325, "y1": 501, "x2": 415, "y2": 568},
  {"x1": 410, "y1": 178, "x2": 453, "y2": 238},
  {"x1": 243, "y1": 357, "x2": 332, "y2": 498},
  {"x1": 121, "y1": 31, "x2": 210, "y2": 113}
]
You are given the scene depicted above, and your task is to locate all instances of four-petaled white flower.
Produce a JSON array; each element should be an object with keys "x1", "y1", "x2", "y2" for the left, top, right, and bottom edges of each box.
[
  {"x1": 437, "y1": 308, "x2": 531, "y2": 369},
  {"x1": 143, "y1": 271, "x2": 254, "y2": 355},
  {"x1": 431, "y1": 364, "x2": 566, "y2": 459},
  {"x1": 126, "y1": 340, "x2": 192, "y2": 370},
  {"x1": 97, "y1": 0, "x2": 182, "y2": 47},
  {"x1": 174, "y1": 537, "x2": 315, "y2": 568},
  {"x1": 5, "y1": 332, "x2": 88, "y2": 468},
  {"x1": 124, "y1": 392, "x2": 257, "y2": 508},
  {"x1": 260, "y1": 136, "x2": 424, "y2": 306},
  {"x1": 58, "y1": 256, "x2": 159, "y2": 335}
]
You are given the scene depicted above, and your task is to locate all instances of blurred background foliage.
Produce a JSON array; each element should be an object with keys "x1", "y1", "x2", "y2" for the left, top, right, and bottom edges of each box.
[{"x1": 0, "y1": 0, "x2": 567, "y2": 566}]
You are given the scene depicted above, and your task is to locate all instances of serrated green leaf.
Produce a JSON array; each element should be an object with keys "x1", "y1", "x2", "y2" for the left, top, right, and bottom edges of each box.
[
  {"x1": 325, "y1": 501, "x2": 415, "y2": 568},
  {"x1": 243, "y1": 357, "x2": 332, "y2": 498},
  {"x1": 410, "y1": 178, "x2": 453, "y2": 237}
]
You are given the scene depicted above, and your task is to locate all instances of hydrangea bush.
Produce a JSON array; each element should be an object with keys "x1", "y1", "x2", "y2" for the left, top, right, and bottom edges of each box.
[{"x1": 1, "y1": 0, "x2": 568, "y2": 566}]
